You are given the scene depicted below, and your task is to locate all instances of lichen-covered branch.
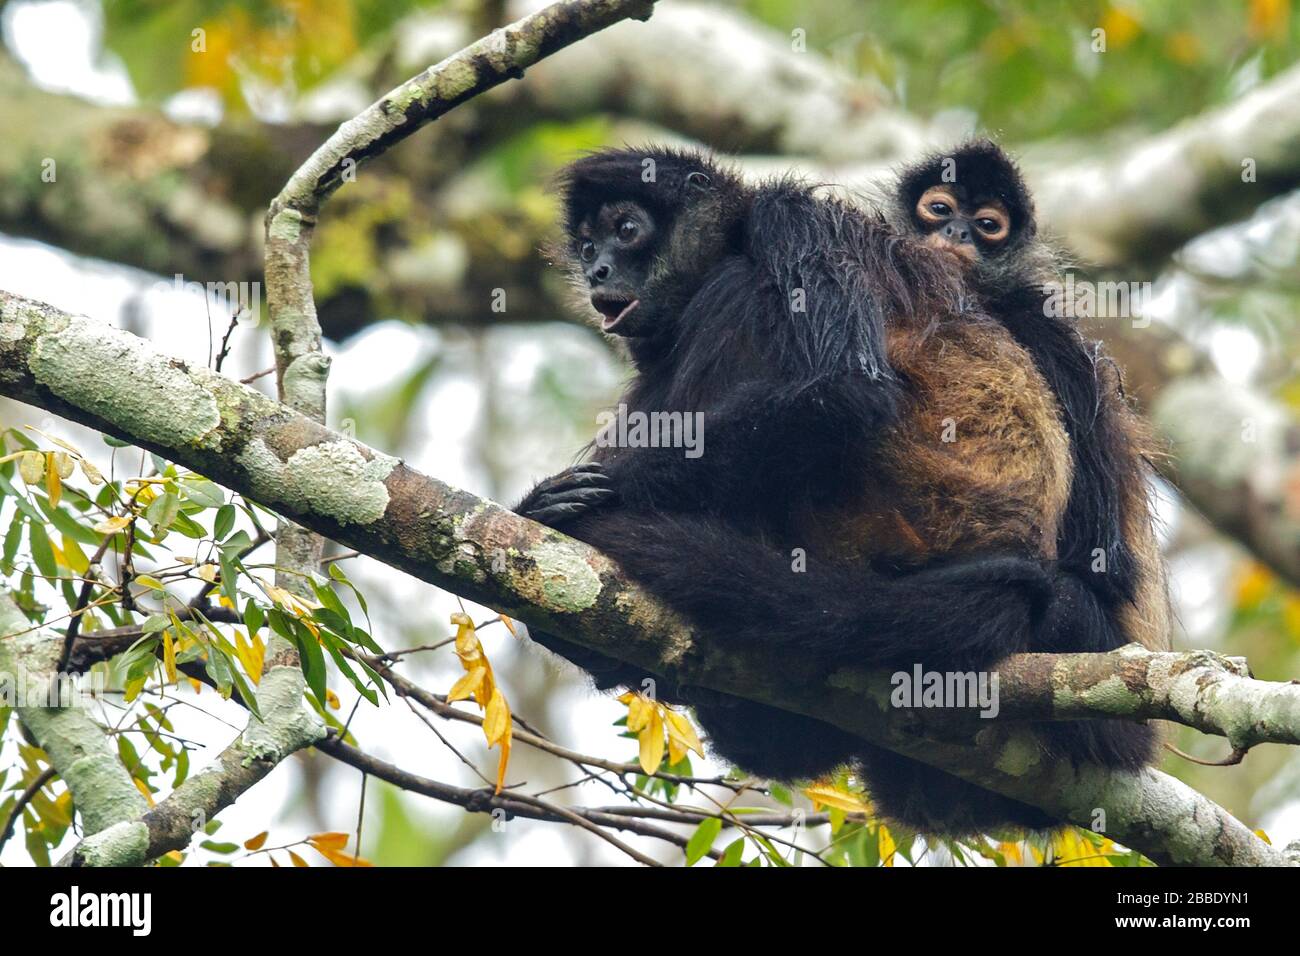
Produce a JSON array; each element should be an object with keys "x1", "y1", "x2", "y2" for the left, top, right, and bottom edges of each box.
[
  {"x1": 0, "y1": 592, "x2": 149, "y2": 838},
  {"x1": 4, "y1": 289, "x2": 1294, "y2": 865},
  {"x1": 59, "y1": 662, "x2": 326, "y2": 867},
  {"x1": 992, "y1": 645, "x2": 1300, "y2": 749}
]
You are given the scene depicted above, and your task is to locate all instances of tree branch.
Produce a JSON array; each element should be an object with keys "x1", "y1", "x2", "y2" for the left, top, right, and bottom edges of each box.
[{"x1": 0, "y1": 592, "x2": 148, "y2": 838}]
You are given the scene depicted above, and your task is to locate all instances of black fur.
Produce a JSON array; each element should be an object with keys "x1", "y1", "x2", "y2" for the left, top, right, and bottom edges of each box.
[{"x1": 518, "y1": 146, "x2": 1152, "y2": 835}]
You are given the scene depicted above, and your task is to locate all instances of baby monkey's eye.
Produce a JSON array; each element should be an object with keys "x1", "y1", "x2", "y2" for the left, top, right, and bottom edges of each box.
[
  {"x1": 928, "y1": 201, "x2": 952, "y2": 217},
  {"x1": 617, "y1": 219, "x2": 639, "y2": 242},
  {"x1": 976, "y1": 218, "x2": 1001, "y2": 234},
  {"x1": 579, "y1": 239, "x2": 596, "y2": 261}
]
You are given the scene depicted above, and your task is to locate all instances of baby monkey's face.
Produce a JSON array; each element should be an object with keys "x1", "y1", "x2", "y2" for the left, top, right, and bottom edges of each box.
[{"x1": 913, "y1": 184, "x2": 1012, "y2": 265}]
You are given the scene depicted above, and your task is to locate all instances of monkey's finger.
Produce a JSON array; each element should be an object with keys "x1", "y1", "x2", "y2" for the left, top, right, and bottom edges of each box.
[
  {"x1": 525, "y1": 502, "x2": 595, "y2": 525},
  {"x1": 531, "y1": 469, "x2": 611, "y2": 496},
  {"x1": 531, "y1": 487, "x2": 618, "y2": 511}
]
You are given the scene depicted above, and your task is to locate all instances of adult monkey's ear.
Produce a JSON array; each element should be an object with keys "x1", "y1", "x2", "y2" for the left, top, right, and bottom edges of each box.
[{"x1": 686, "y1": 171, "x2": 713, "y2": 190}]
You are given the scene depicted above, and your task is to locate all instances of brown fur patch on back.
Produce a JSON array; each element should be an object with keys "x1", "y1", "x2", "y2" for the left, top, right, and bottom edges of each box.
[{"x1": 815, "y1": 314, "x2": 1072, "y2": 567}]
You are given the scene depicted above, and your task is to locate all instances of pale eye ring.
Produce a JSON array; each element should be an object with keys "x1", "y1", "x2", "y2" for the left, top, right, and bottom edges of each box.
[
  {"x1": 579, "y1": 239, "x2": 596, "y2": 262},
  {"x1": 617, "y1": 219, "x2": 639, "y2": 242}
]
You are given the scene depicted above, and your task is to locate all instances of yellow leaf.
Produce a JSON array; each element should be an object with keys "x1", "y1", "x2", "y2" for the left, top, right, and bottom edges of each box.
[
  {"x1": 288, "y1": 850, "x2": 309, "y2": 867},
  {"x1": 452, "y1": 613, "x2": 481, "y2": 663},
  {"x1": 1235, "y1": 562, "x2": 1273, "y2": 609},
  {"x1": 163, "y1": 630, "x2": 178, "y2": 684},
  {"x1": 134, "y1": 575, "x2": 165, "y2": 591},
  {"x1": 188, "y1": 677, "x2": 203, "y2": 694},
  {"x1": 447, "y1": 667, "x2": 486, "y2": 703},
  {"x1": 1100, "y1": 5, "x2": 1140, "y2": 47},
  {"x1": 243, "y1": 632, "x2": 265, "y2": 684},
  {"x1": 61, "y1": 535, "x2": 89, "y2": 575},
  {"x1": 314, "y1": 845, "x2": 373, "y2": 867},
  {"x1": 625, "y1": 693, "x2": 652, "y2": 734},
  {"x1": 325, "y1": 688, "x2": 341, "y2": 710},
  {"x1": 1255, "y1": 828, "x2": 1272, "y2": 845},
  {"x1": 93, "y1": 515, "x2": 132, "y2": 535},
  {"x1": 878, "y1": 824, "x2": 897, "y2": 866},
  {"x1": 307, "y1": 832, "x2": 350, "y2": 851},
  {"x1": 196, "y1": 564, "x2": 219, "y2": 583},
  {"x1": 133, "y1": 777, "x2": 155, "y2": 807},
  {"x1": 45, "y1": 453, "x2": 62, "y2": 506},
  {"x1": 803, "y1": 783, "x2": 871, "y2": 815},
  {"x1": 52, "y1": 451, "x2": 74, "y2": 479},
  {"x1": 1052, "y1": 828, "x2": 1111, "y2": 867},
  {"x1": 270, "y1": 856, "x2": 281, "y2": 867},
  {"x1": 639, "y1": 707, "x2": 665, "y2": 775},
  {"x1": 497, "y1": 614, "x2": 518, "y2": 637},
  {"x1": 18, "y1": 450, "x2": 44, "y2": 485},
  {"x1": 244, "y1": 831, "x2": 269, "y2": 851},
  {"x1": 80, "y1": 459, "x2": 103, "y2": 485},
  {"x1": 24, "y1": 426, "x2": 80, "y2": 455},
  {"x1": 495, "y1": 732, "x2": 512, "y2": 794},
  {"x1": 664, "y1": 709, "x2": 704, "y2": 761},
  {"x1": 483, "y1": 688, "x2": 511, "y2": 747},
  {"x1": 1249, "y1": 0, "x2": 1289, "y2": 40}
]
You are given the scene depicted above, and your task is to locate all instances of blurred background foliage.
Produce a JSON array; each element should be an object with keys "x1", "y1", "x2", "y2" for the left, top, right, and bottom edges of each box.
[
  {"x1": 100, "y1": 0, "x2": 1300, "y2": 135},
  {"x1": 1, "y1": 0, "x2": 1299, "y2": 865}
]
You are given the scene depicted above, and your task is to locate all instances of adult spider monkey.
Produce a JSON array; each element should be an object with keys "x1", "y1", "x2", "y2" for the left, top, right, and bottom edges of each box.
[
  {"x1": 515, "y1": 146, "x2": 1167, "y2": 833},
  {"x1": 888, "y1": 140, "x2": 1171, "y2": 767}
]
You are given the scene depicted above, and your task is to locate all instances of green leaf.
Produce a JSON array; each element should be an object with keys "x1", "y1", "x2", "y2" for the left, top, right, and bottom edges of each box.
[
  {"x1": 321, "y1": 631, "x2": 378, "y2": 706},
  {"x1": 203, "y1": 642, "x2": 234, "y2": 698},
  {"x1": 311, "y1": 579, "x2": 352, "y2": 627},
  {"x1": 145, "y1": 492, "x2": 181, "y2": 534},
  {"x1": 169, "y1": 511, "x2": 207, "y2": 539},
  {"x1": 243, "y1": 600, "x2": 264, "y2": 635},
  {"x1": 184, "y1": 478, "x2": 225, "y2": 509},
  {"x1": 0, "y1": 471, "x2": 42, "y2": 521},
  {"x1": 716, "y1": 838, "x2": 745, "y2": 867},
  {"x1": 291, "y1": 620, "x2": 328, "y2": 704},
  {"x1": 200, "y1": 841, "x2": 240, "y2": 854},
  {"x1": 26, "y1": 520, "x2": 57, "y2": 579},
  {"x1": 2, "y1": 509, "x2": 24, "y2": 573},
  {"x1": 213, "y1": 504, "x2": 236, "y2": 540},
  {"x1": 685, "y1": 818, "x2": 722, "y2": 866},
  {"x1": 38, "y1": 500, "x2": 100, "y2": 546},
  {"x1": 217, "y1": 549, "x2": 240, "y2": 610}
]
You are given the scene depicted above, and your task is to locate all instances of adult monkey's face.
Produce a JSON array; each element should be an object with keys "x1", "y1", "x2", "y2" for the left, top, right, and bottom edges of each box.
[
  {"x1": 573, "y1": 200, "x2": 659, "y2": 336},
  {"x1": 557, "y1": 148, "x2": 744, "y2": 341}
]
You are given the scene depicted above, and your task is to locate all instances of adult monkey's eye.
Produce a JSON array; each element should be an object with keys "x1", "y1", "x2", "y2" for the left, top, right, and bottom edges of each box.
[
  {"x1": 617, "y1": 219, "x2": 639, "y2": 241},
  {"x1": 976, "y1": 218, "x2": 1000, "y2": 234},
  {"x1": 686, "y1": 171, "x2": 712, "y2": 190},
  {"x1": 579, "y1": 239, "x2": 596, "y2": 261},
  {"x1": 929, "y1": 201, "x2": 952, "y2": 217}
]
